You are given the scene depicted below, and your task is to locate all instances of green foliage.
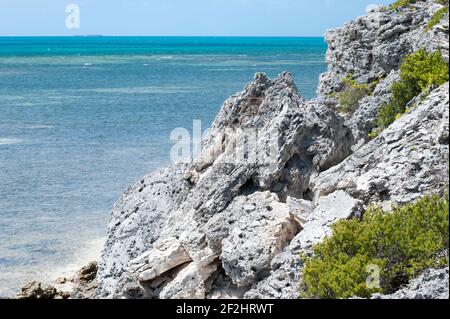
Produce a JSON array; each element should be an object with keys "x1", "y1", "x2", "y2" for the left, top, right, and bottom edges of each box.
[
  {"x1": 389, "y1": 0, "x2": 448, "y2": 11},
  {"x1": 389, "y1": 0, "x2": 419, "y2": 10},
  {"x1": 301, "y1": 194, "x2": 449, "y2": 299},
  {"x1": 426, "y1": 6, "x2": 449, "y2": 31},
  {"x1": 370, "y1": 49, "x2": 449, "y2": 138},
  {"x1": 435, "y1": 0, "x2": 449, "y2": 6},
  {"x1": 338, "y1": 76, "x2": 372, "y2": 113}
]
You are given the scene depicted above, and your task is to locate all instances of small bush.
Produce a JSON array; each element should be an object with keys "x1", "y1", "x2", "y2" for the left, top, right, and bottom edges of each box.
[
  {"x1": 301, "y1": 194, "x2": 449, "y2": 299},
  {"x1": 338, "y1": 76, "x2": 372, "y2": 113},
  {"x1": 389, "y1": 0, "x2": 419, "y2": 10},
  {"x1": 426, "y1": 6, "x2": 449, "y2": 30},
  {"x1": 390, "y1": 0, "x2": 448, "y2": 11},
  {"x1": 370, "y1": 49, "x2": 449, "y2": 137}
]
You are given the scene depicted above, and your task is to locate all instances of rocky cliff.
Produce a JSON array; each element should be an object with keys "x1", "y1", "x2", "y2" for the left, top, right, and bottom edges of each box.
[
  {"x1": 95, "y1": 0, "x2": 449, "y2": 299},
  {"x1": 317, "y1": 0, "x2": 448, "y2": 145}
]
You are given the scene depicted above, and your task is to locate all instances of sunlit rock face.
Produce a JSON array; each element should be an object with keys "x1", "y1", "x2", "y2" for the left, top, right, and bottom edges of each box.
[{"x1": 96, "y1": 0, "x2": 449, "y2": 300}]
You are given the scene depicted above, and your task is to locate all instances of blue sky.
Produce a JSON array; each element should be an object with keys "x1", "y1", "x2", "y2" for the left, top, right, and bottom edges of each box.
[{"x1": 0, "y1": 0, "x2": 393, "y2": 36}]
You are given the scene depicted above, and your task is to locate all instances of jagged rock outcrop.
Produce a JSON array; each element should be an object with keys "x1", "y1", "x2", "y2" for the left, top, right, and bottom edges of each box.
[
  {"x1": 96, "y1": 164, "x2": 190, "y2": 298},
  {"x1": 71, "y1": 262, "x2": 98, "y2": 299},
  {"x1": 345, "y1": 69, "x2": 400, "y2": 146},
  {"x1": 95, "y1": 1, "x2": 449, "y2": 300},
  {"x1": 372, "y1": 268, "x2": 449, "y2": 299},
  {"x1": 246, "y1": 81, "x2": 449, "y2": 299},
  {"x1": 96, "y1": 72, "x2": 353, "y2": 299},
  {"x1": 15, "y1": 282, "x2": 70, "y2": 300},
  {"x1": 317, "y1": 0, "x2": 447, "y2": 97},
  {"x1": 312, "y1": 82, "x2": 449, "y2": 207},
  {"x1": 317, "y1": 0, "x2": 449, "y2": 145},
  {"x1": 14, "y1": 262, "x2": 98, "y2": 299},
  {"x1": 245, "y1": 190, "x2": 362, "y2": 299}
]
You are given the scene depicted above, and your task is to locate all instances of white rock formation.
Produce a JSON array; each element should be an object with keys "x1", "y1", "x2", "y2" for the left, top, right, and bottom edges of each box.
[
  {"x1": 95, "y1": 0, "x2": 449, "y2": 300},
  {"x1": 312, "y1": 82, "x2": 449, "y2": 207},
  {"x1": 317, "y1": 0, "x2": 447, "y2": 97}
]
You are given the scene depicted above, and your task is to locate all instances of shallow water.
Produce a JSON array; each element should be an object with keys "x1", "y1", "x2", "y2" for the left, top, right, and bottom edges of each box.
[{"x1": 0, "y1": 36, "x2": 327, "y2": 296}]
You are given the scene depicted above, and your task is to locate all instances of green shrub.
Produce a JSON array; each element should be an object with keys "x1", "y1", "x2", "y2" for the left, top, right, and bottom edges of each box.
[
  {"x1": 389, "y1": 0, "x2": 448, "y2": 11},
  {"x1": 426, "y1": 6, "x2": 449, "y2": 30},
  {"x1": 389, "y1": 0, "x2": 419, "y2": 10},
  {"x1": 435, "y1": 0, "x2": 449, "y2": 6},
  {"x1": 338, "y1": 76, "x2": 372, "y2": 113},
  {"x1": 301, "y1": 194, "x2": 449, "y2": 299},
  {"x1": 370, "y1": 49, "x2": 449, "y2": 138}
]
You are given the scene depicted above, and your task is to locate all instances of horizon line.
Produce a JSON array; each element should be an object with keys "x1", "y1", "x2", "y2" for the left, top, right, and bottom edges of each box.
[{"x1": 0, "y1": 35, "x2": 325, "y2": 38}]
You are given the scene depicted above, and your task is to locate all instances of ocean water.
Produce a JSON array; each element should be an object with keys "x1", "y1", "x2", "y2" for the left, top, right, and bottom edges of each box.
[{"x1": 0, "y1": 36, "x2": 327, "y2": 297}]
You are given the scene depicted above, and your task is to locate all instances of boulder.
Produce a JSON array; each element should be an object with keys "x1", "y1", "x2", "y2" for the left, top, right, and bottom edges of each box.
[
  {"x1": 244, "y1": 190, "x2": 362, "y2": 299},
  {"x1": 15, "y1": 282, "x2": 70, "y2": 300}
]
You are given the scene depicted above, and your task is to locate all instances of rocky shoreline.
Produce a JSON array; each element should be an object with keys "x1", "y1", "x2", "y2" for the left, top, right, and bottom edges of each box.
[
  {"x1": 14, "y1": 262, "x2": 98, "y2": 299},
  {"x1": 14, "y1": 0, "x2": 449, "y2": 299}
]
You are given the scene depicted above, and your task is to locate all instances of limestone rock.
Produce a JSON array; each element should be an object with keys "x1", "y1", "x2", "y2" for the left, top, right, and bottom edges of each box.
[
  {"x1": 344, "y1": 69, "x2": 400, "y2": 146},
  {"x1": 219, "y1": 192, "x2": 301, "y2": 287},
  {"x1": 15, "y1": 282, "x2": 70, "y2": 300},
  {"x1": 159, "y1": 262, "x2": 218, "y2": 299},
  {"x1": 244, "y1": 190, "x2": 362, "y2": 299},
  {"x1": 372, "y1": 268, "x2": 449, "y2": 299},
  {"x1": 312, "y1": 83, "x2": 449, "y2": 207},
  {"x1": 182, "y1": 72, "x2": 353, "y2": 224},
  {"x1": 134, "y1": 238, "x2": 192, "y2": 282},
  {"x1": 99, "y1": 72, "x2": 353, "y2": 299},
  {"x1": 71, "y1": 261, "x2": 98, "y2": 299},
  {"x1": 95, "y1": 2, "x2": 449, "y2": 300},
  {"x1": 317, "y1": 0, "x2": 448, "y2": 146},
  {"x1": 96, "y1": 163, "x2": 190, "y2": 298},
  {"x1": 317, "y1": 0, "x2": 446, "y2": 98}
]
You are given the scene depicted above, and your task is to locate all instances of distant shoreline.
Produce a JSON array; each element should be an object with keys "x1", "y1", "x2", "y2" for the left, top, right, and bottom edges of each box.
[{"x1": 0, "y1": 35, "x2": 326, "y2": 38}]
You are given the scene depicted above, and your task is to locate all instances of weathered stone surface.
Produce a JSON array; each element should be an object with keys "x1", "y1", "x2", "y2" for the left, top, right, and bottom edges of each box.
[
  {"x1": 15, "y1": 282, "x2": 70, "y2": 300},
  {"x1": 97, "y1": 72, "x2": 353, "y2": 299},
  {"x1": 96, "y1": 163, "x2": 190, "y2": 298},
  {"x1": 94, "y1": 1, "x2": 449, "y2": 300},
  {"x1": 181, "y1": 72, "x2": 353, "y2": 223},
  {"x1": 244, "y1": 190, "x2": 362, "y2": 299},
  {"x1": 133, "y1": 238, "x2": 192, "y2": 282},
  {"x1": 317, "y1": 0, "x2": 447, "y2": 98},
  {"x1": 317, "y1": 0, "x2": 449, "y2": 146},
  {"x1": 159, "y1": 262, "x2": 218, "y2": 299},
  {"x1": 344, "y1": 69, "x2": 400, "y2": 147},
  {"x1": 244, "y1": 80, "x2": 449, "y2": 299},
  {"x1": 372, "y1": 268, "x2": 449, "y2": 299},
  {"x1": 71, "y1": 261, "x2": 98, "y2": 299},
  {"x1": 312, "y1": 82, "x2": 449, "y2": 207},
  {"x1": 220, "y1": 192, "x2": 301, "y2": 287}
]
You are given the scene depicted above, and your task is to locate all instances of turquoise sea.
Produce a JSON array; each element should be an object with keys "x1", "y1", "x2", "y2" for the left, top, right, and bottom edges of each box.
[{"x1": 0, "y1": 36, "x2": 327, "y2": 296}]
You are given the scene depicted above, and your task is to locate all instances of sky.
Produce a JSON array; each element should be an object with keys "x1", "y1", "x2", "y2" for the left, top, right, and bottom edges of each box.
[{"x1": 0, "y1": 0, "x2": 393, "y2": 36}]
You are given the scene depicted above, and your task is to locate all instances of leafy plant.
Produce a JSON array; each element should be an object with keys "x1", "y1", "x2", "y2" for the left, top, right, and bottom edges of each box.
[
  {"x1": 337, "y1": 76, "x2": 372, "y2": 113},
  {"x1": 389, "y1": 0, "x2": 420, "y2": 10},
  {"x1": 369, "y1": 49, "x2": 449, "y2": 138},
  {"x1": 426, "y1": 6, "x2": 449, "y2": 30},
  {"x1": 301, "y1": 194, "x2": 449, "y2": 299}
]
